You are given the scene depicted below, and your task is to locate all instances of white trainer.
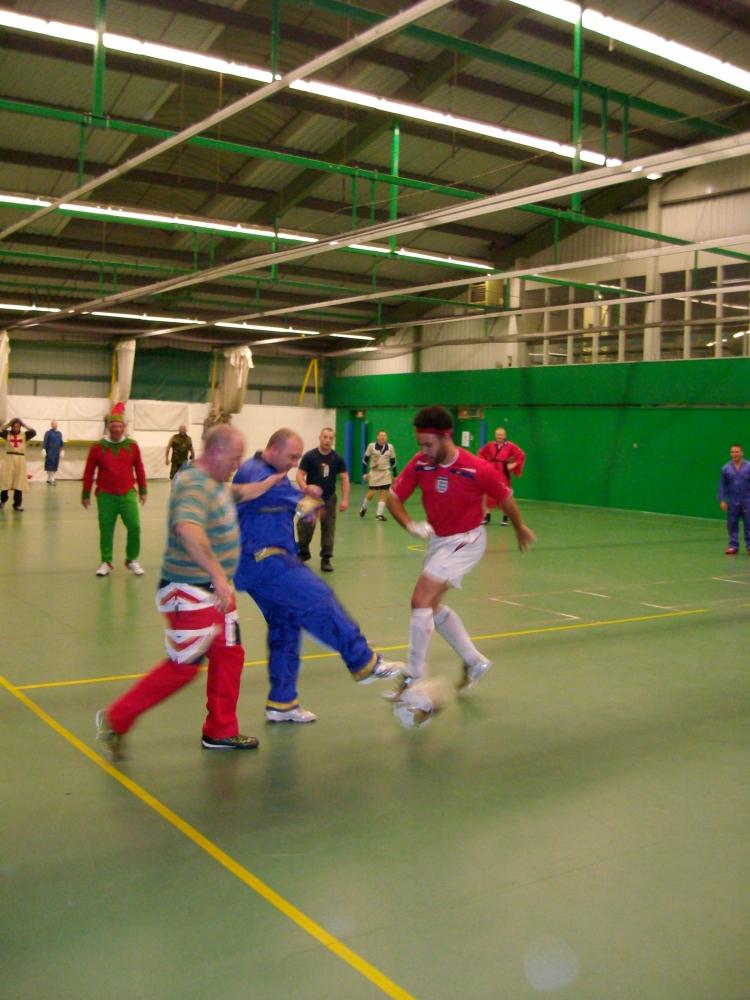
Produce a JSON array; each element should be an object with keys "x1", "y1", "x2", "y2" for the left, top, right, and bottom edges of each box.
[
  {"x1": 382, "y1": 674, "x2": 413, "y2": 702},
  {"x1": 95, "y1": 562, "x2": 112, "y2": 577},
  {"x1": 125, "y1": 560, "x2": 145, "y2": 576},
  {"x1": 265, "y1": 706, "x2": 318, "y2": 723},
  {"x1": 457, "y1": 658, "x2": 492, "y2": 693},
  {"x1": 356, "y1": 654, "x2": 405, "y2": 685}
]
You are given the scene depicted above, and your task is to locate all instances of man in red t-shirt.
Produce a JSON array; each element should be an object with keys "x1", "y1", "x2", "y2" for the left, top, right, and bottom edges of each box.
[
  {"x1": 387, "y1": 406, "x2": 535, "y2": 716},
  {"x1": 478, "y1": 426, "x2": 526, "y2": 525}
]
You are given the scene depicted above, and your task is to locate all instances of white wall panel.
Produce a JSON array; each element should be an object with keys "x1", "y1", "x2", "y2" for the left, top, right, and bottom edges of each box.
[
  {"x1": 8, "y1": 395, "x2": 336, "y2": 482},
  {"x1": 337, "y1": 350, "x2": 414, "y2": 377}
]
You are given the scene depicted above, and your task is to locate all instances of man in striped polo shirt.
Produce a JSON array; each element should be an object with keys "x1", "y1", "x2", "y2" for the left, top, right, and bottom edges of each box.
[{"x1": 95, "y1": 425, "x2": 272, "y2": 761}]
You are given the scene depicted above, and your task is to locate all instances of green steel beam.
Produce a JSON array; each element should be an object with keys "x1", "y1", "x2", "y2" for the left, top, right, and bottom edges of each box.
[
  {"x1": 0, "y1": 248, "x2": 491, "y2": 313},
  {"x1": 389, "y1": 122, "x2": 400, "y2": 254},
  {"x1": 292, "y1": 0, "x2": 731, "y2": 137},
  {"x1": 525, "y1": 274, "x2": 644, "y2": 296},
  {"x1": 0, "y1": 99, "x2": 746, "y2": 295},
  {"x1": 247, "y1": 4, "x2": 526, "y2": 228},
  {"x1": 92, "y1": 0, "x2": 107, "y2": 120},
  {"x1": 0, "y1": 97, "x2": 477, "y2": 203},
  {"x1": 571, "y1": 12, "x2": 583, "y2": 214},
  {"x1": 271, "y1": 0, "x2": 281, "y2": 78},
  {"x1": 0, "y1": 96, "x2": 732, "y2": 256}
]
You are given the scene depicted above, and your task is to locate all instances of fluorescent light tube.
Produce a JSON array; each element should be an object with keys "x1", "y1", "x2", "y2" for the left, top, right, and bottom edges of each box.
[
  {"x1": 215, "y1": 321, "x2": 320, "y2": 335},
  {"x1": 91, "y1": 310, "x2": 204, "y2": 324},
  {"x1": 0, "y1": 302, "x2": 60, "y2": 312}
]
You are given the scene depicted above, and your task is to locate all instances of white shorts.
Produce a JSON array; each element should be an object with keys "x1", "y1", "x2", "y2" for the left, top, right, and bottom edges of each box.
[{"x1": 422, "y1": 526, "x2": 487, "y2": 589}]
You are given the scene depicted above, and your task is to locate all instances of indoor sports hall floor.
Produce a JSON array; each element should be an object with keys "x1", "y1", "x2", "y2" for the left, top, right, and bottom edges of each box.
[{"x1": 3, "y1": 482, "x2": 749, "y2": 1000}]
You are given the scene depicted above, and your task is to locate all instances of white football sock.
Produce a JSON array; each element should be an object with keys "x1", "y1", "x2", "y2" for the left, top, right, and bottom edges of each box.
[
  {"x1": 361, "y1": 497, "x2": 370, "y2": 509},
  {"x1": 408, "y1": 607, "x2": 434, "y2": 678},
  {"x1": 434, "y1": 605, "x2": 482, "y2": 665},
  {"x1": 376, "y1": 500, "x2": 385, "y2": 516}
]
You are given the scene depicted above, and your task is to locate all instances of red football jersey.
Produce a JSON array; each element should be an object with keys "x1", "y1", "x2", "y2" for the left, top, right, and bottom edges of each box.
[{"x1": 392, "y1": 447, "x2": 511, "y2": 536}]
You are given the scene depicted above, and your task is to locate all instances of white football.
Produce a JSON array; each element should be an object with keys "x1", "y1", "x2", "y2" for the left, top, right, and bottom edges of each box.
[{"x1": 392, "y1": 676, "x2": 454, "y2": 729}]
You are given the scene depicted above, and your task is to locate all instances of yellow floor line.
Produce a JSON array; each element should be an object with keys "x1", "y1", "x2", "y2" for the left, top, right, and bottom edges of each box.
[
  {"x1": 0, "y1": 674, "x2": 417, "y2": 1000},
  {"x1": 17, "y1": 607, "x2": 709, "y2": 691}
]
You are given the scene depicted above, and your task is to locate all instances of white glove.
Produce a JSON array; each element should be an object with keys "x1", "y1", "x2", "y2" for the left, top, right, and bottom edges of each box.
[{"x1": 407, "y1": 520, "x2": 434, "y2": 541}]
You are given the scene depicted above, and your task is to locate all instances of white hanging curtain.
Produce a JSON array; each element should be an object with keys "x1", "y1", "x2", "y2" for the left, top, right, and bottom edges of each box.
[
  {"x1": 113, "y1": 339, "x2": 136, "y2": 404},
  {"x1": 218, "y1": 345, "x2": 253, "y2": 415},
  {"x1": 0, "y1": 331, "x2": 10, "y2": 421}
]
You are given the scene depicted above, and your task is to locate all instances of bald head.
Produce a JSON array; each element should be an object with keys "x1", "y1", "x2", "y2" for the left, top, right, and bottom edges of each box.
[
  {"x1": 263, "y1": 427, "x2": 304, "y2": 473},
  {"x1": 200, "y1": 424, "x2": 245, "y2": 481}
]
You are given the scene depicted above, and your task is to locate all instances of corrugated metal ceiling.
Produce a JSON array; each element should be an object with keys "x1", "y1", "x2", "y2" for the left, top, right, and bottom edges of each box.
[{"x1": 0, "y1": 0, "x2": 747, "y2": 354}]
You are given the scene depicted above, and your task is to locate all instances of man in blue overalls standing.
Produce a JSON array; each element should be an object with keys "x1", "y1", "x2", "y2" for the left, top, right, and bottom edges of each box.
[
  {"x1": 719, "y1": 443, "x2": 750, "y2": 555},
  {"x1": 233, "y1": 428, "x2": 404, "y2": 723}
]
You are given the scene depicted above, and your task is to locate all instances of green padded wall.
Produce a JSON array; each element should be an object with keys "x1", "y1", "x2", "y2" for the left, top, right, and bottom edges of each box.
[
  {"x1": 327, "y1": 360, "x2": 750, "y2": 519},
  {"x1": 132, "y1": 348, "x2": 212, "y2": 402}
]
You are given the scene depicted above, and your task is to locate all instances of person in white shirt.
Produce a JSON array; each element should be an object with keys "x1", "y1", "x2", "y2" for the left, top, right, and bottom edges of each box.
[{"x1": 359, "y1": 430, "x2": 397, "y2": 521}]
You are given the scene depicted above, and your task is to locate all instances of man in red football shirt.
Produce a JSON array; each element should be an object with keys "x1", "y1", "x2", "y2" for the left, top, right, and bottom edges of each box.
[
  {"x1": 478, "y1": 426, "x2": 526, "y2": 525},
  {"x1": 387, "y1": 406, "x2": 535, "y2": 709}
]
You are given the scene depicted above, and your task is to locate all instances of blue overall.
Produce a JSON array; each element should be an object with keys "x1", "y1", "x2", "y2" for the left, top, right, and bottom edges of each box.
[
  {"x1": 42, "y1": 428, "x2": 64, "y2": 472},
  {"x1": 233, "y1": 454, "x2": 375, "y2": 709},
  {"x1": 719, "y1": 458, "x2": 750, "y2": 550}
]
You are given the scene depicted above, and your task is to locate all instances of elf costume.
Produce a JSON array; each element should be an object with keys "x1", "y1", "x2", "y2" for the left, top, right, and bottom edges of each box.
[{"x1": 82, "y1": 403, "x2": 148, "y2": 567}]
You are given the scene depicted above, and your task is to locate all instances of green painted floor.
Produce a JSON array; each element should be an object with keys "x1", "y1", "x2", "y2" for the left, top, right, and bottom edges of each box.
[{"x1": 2, "y1": 482, "x2": 749, "y2": 999}]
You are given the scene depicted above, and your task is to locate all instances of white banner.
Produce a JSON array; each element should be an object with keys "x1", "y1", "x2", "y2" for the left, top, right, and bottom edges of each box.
[
  {"x1": 113, "y1": 340, "x2": 136, "y2": 404},
  {"x1": 68, "y1": 398, "x2": 112, "y2": 421},
  {"x1": 12, "y1": 395, "x2": 336, "y2": 481},
  {"x1": 133, "y1": 400, "x2": 191, "y2": 431},
  {"x1": 219, "y1": 346, "x2": 253, "y2": 415},
  {"x1": 0, "y1": 332, "x2": 10, "y2": 421}
]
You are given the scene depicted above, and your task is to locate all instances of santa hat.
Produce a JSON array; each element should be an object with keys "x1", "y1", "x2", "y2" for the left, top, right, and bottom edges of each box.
[{"x1": 108, "y1": 402, "x2": 126, "y2": 423}]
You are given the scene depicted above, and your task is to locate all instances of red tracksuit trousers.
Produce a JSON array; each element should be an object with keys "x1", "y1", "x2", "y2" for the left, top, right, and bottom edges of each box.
[{"x1": 107, "y1": 592, "x2": 244, "y2": 739}]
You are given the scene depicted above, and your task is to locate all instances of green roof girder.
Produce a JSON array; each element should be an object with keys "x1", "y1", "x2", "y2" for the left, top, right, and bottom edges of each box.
[{"x1": 293, "y1": 0, "x2": 731, "y2": 137}]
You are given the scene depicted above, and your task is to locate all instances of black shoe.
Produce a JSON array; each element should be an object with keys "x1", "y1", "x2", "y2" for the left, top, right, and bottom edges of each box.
[
  {"x1": 298, "y1": 549, "x2": 311, "y2": 562},
  {"x1": 13, "y1": 506, "x2": 23, "y2": 512},
  {"x1": 202, "y1": 733, "x2": 259, "y2": 750},
  {"x1": 359, "y1": 507, "x2": 366, "y2": 518},
  {"x1": 321, "y1": 559, "x2": 333, "y2": 573},
  {"x1": 375, "y1": 514, "x2": 387, "y2": 521},
  {"x1": 481, "y1": 513, "x2": 490, "y2": 525},
  {"x1": 501, "y1": 517, "x2": 509, "y2": 526}
]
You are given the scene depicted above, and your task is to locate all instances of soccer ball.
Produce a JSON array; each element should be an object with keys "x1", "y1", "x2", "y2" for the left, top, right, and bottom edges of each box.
[
  {"x1": 294, "y1": 495, "x2": 324, "y2": 523},
  {"x1": 392, "y1": 676, "x2": 455, "y2": 729}
]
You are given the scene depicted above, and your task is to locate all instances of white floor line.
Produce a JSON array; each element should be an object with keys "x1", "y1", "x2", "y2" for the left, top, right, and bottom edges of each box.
[
  {"x1": 574, "y1": 590, "x2": 611, "y2": 599},
  {"x1": 490, "y1": 597, "x2": 580, "y2": 620},
  {"x1": 641, "y1": 602, "x2": 678, "y2": 610},
  {"x1": 711, "y1": 577, "x2": 749, "y2": 585}
]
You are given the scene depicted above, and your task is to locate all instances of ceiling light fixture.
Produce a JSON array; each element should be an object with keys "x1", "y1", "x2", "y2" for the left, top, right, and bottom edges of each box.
[
  {"x1": 1, "y1": 189, "x2": 494, "y2": 272},
  {"x1": 0, "y1": 301, "x2": 60, "y2": 312},
  {"x1": 0, "y1": 8, "x2": 617, "y2": 166},
  {"x1": 104, "y1": 33, "x2": 273, "y2": 83},
  {"x1": 506, "y1": 1, "x2": 750, "y2": 94},
  {"x1": 290, "y1": 79, "x2": 621, "y2": 167},
  {"x1": 214, "y1": 321, "x2": 320, "y2": 335},
  {"x1": 329, "y1": 333, "x2": 377, "y2": 340},
  {"x1": 396, "y1": 248, "x2": 494, "y2": 270},
  {"x1": 91, "y1": 310, "x2": 204, "y2": 324},
  {"x1": 251, "y1": 336, "x2": 302, "y2": 345}
]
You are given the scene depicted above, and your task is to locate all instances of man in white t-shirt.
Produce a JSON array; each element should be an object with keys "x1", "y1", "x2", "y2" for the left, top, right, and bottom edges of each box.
[{"x1": 359, "y1": 430, "x2": 397, "y2": 521}]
